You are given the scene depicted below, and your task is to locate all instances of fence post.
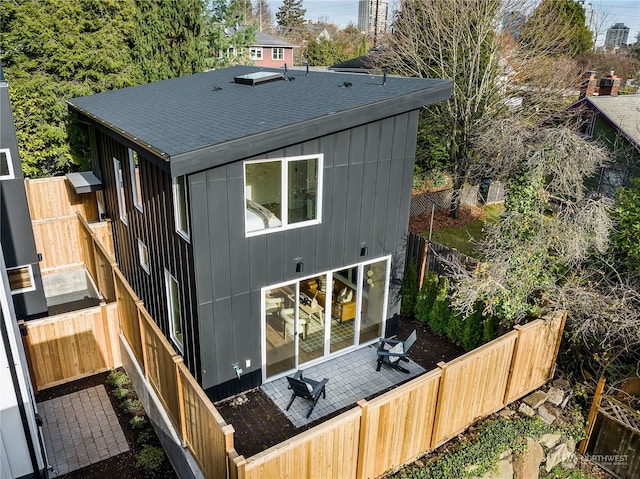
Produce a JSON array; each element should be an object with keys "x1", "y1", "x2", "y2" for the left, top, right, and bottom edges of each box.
[
  {"x1": 176, "y1": 363, "x2": 188, "y2": 447},
  {"x1": 355, "y1": 399, "x2": 369, "y2": 479},
  {"x1": 579, "y1": 376, "x2": 606, "y2": 454},
  {"x1": 418, "y1": 240, "x2": 428, "y2": 288},
  {"x1": 430, "y1": 362, "x2": 448, "y2": 448},
  {"x1": 100, "y1": 302, "x2": 114, "y2": 368},
  {"x1": 228, "y1": 449, "x2": 246, "y2": 479},
  {"x1": 136, "y1": 303, "x2": 148, "y2": 378},
  {"x1": 503, "y1": 325, "x2": 523, "y2": 406}
]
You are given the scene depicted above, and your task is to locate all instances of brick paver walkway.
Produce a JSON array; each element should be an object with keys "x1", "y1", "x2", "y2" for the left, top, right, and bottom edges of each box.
[
  {"x1": 261, "y1": 344, "x2": 425, "y2": 427},
  {"x1": 38, "y1": 385, "x2": 129, "y2": 476}
]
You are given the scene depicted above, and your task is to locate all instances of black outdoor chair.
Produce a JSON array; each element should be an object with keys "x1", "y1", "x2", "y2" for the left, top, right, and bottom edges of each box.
[
  {"x1": 376, "y1": 329, "x2": 417, "y2": 374},
  {"x1": 285, "y1": 370, "x2": 329, "y2": 419}
]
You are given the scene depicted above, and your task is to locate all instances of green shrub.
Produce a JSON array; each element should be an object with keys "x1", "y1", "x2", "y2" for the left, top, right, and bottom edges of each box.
[
  {"x1": 122, "y1": 398, "x2": 144, "y2": 415},
  {"x1": 108, "y1": 370, "x2": 130, "y2": 388},
  {"x1": 135, "y1": 445, "x2": 165, "y2": 474},
  {"x1": 401, "y1": 262, "x2": 419, "y2": 315},
  {"x1": 415, "y1": 272, "x2": 438, "y2": 322},
  {"x1": 130, "y1": 415, "x2": 147, "y2": 429},
  {"x1": 427, "y1": 276, "x2": 451, "y2": 335},
  {"x1": 136, "y1": 429, "x2": 156, "y2": 445},
  {"x1": 112, "y1": 387, "x2": 129, "y2": 400}
]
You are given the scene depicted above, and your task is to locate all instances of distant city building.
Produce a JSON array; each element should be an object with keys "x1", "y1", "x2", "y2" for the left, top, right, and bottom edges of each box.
[
  {"x1": 605, "y1": 23, "x2": 629, "y2": 48},
  {"x1": 358, "y1": 0, "x2": 388, "y2": 37}
]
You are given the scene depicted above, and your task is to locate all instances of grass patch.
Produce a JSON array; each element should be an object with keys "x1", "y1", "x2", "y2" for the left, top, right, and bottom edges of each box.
[{"x1": 430, "y1": 204, "x2": 503, "y2": 256}]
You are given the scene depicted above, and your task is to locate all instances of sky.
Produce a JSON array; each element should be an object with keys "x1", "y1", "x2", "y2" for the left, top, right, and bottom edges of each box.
[{"x1": 269, "y1": 0, "x2": 640, "y2": 45}]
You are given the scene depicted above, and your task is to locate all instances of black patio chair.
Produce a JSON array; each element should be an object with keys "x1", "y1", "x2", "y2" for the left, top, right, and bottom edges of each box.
[
  {"x1": 376, "y1": 329, "x2": 417, "y2": 374},
  {"x1": 285, "y1": 370, "x2": 329, "y2": 419}
]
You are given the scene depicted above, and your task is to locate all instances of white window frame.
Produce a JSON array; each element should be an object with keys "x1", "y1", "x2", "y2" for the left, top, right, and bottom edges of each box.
[
  {"x1": 272, "y1": 47, "x2": 284, "y2": 61},
  {"x1": 165, "y1": 269, "x2": 184, "y2": 354},
  {"x1": 244, "y1": 154, "x2": 323, "y2": 237},
  {"x1": 128, "y1": 149, "x2": 143, "y2": 212},
  {"x1": 173, "y1": 175, "x2": 190, "y2": 242},
  {"x1": 113, "y1": 157, "x2": 128, "y2": 225},
  {"x1": 0, "y1": 148, "x2": 15, "y2": 180},
  {"x1": 138, "y1": 239, "x2": 150, "y2": 274},
  {"x1": 7, "y1": 265, "x2": 36, "y2": 294},
  {"x1": 250, "y1": 47, "x2": 263, "y2": 60}
]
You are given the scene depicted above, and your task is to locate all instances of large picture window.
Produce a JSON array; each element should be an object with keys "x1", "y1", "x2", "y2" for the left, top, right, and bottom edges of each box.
[
  {"x1": 0, "y1": 148, "x2": 15, "y2": 179},
  {"x1": 244, "y1": 154, "x2": 322, "y2": 235},
  {"x1": 165, "y1": 270, "x2": 183, "y2": 353},
  {"x1": 173, "y1": 175, "x2": 190, "y2": 241}
]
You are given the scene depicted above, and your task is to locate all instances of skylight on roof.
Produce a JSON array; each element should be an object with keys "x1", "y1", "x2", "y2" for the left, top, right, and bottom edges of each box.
[{"x1": 234, "y1": 71, "x2": 283, "y2": 86}]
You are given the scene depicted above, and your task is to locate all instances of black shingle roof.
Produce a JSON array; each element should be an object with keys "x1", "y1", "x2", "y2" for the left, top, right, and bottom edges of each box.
[{"x1": 68, "y1": 66, "x2": 451, "y2": 175}]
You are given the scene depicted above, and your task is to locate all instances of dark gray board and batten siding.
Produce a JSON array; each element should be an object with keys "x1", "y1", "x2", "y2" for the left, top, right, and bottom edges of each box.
[
  {"x1": 92, "y1": 131, "x2": 201, "y2": 378},
  {"x1": 190, "y1": 111, "x2": 419, "y2": 398}
]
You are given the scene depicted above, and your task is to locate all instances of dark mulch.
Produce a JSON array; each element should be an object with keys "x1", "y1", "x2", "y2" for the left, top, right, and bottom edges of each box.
[
  {"x1": 216, "y1": 316, "x2": 466, "y2": 458},
  {"x1": 36, "y1": 371, "x2": 177, "y2": 479}
]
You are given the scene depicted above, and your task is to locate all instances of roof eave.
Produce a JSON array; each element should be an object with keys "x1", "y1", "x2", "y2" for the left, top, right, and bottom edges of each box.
[{"x1": 169, "y1": 80, "x2": 452, "y2": 176}]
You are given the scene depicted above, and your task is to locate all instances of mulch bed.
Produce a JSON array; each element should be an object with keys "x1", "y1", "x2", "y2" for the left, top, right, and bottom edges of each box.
[
  {"x1": 36, "y1": 371, "x2": 177, "y2": 479},
  {"x1": 215, "y1": 316, "x2": 466, "y2": 458}
]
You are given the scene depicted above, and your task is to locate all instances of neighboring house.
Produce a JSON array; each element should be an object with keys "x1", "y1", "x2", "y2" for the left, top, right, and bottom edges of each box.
[
  {"x1": 248, "y1": 31, "x2": 296, "y2": 68},
  {"x1": 0, "y1": 64, "x2": 48, "y2": 320},
  {"x1": 0, "y1": 62, "x2": 48, "y2": 479},
  {"x1": 67, "y1": 66, "x2": 452, "y2": 400},
  {"x1": 567, "y1": 72, "x2": 640, "y2": 197}
]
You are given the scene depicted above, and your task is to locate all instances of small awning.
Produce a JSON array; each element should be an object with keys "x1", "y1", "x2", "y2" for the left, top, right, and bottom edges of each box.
[{"x1": 65, "y1": 171, "x2": 102, "y2": 194}]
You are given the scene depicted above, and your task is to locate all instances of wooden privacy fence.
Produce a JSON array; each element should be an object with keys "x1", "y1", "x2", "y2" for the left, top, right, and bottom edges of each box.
[
  {"x1": 25, "y1": 176, "x2": 99, "y2": 222},
  {"x1": 405, "y1": 234, "x2": 477, "y2": 285},
  {"x1": 19, "y1": 302, "x2": 120, "y2": 391},
  {"x1": 23, "y1": 178, "x2": 566, "y2": 479},
  {"x1": 229, "y1": 311, "x2": 566, "y2": 479}
]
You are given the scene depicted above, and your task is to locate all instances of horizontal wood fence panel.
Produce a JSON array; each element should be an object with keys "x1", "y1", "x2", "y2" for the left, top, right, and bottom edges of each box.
[
  {"x1": 432, "y1": 331, "x2": 518, "y2": 446},
  {"x1": 139, "y1": 307, "x2": 182, "y2": 430},
  {"x1": 178, "y1": 362, "x2": 234, "y2": 479},
  {"x1": 25, "y1": 177, "x2": 98, "y2": 221},
  {"x1": 240, "y1": 408, "x2": 361, "y2": 479},
  {"x1": 21, "y1": 304, "x2": 118, "y2": 389},
  {"x1": 32, "y1": 216, "x2": 84, "y2": 272},
  {"x1": 114, "y1": 269, "x2": 143, "y2": 365},
  {"x1": 358, "y1": 370, "x2": 441, "y2": 479},
  {"x1": 103, "y1": 302, "x2": 121, "y2": 368},
  {"x1": 505, "y1": 312, "x2": 566, "y2": 403},
  {"x1": 94, "y1": 241, "x2": 116, "y2": 302}
]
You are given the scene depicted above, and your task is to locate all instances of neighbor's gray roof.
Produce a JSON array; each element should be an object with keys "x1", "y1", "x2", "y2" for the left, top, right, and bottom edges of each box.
[
  {"x1": 254, "y1": 31, "x2": 297, "y2": 48},
  {"x1": 68, "y1": 65, "x2": 452, "y2": 176},
  {"x1": 587, "y1": 95, "x2": 640, "y2": 148}
]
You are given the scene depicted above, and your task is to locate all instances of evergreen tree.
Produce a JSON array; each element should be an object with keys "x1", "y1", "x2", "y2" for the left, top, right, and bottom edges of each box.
[
  {"x1": 0, "y1": 0, "x2": 141, "y2": 176},
  {"x1": 131, "y1": 0, "x2": 208, "y2": 83},
  {"x1": 204, "y1": 0, "x2": 256, "y2": 69},
  {"x1": 518, "y1": 0, "x2": 593, "y2": 58},
  {"x1": 275, "y1": 0, "x2": 306, "y2": 35}
]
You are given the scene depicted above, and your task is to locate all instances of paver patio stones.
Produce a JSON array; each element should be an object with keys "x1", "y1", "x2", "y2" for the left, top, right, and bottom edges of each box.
[{"x1": 37, "y1": 385, "x2": 129, "y2": 477}]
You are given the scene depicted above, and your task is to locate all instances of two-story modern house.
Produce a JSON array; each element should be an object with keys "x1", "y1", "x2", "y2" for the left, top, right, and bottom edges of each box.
[{"x1": 68, "y1": 66, "x2": 452, "y2": 400}]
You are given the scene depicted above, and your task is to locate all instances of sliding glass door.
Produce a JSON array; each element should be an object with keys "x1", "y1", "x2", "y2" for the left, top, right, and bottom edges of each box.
[{"x1": 263, "y1": 257, "x2": 390, "y2": 381}]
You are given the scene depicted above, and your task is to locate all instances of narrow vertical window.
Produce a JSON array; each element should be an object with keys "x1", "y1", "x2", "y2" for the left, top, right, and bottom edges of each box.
[
  {"x1": 173, "y1": 175, "x2": 190, "y2": 241},
  {"x1": 129, "y1": 149, "x2": 143, "y2": 211},
  {"x1": 138, "y1": 240, "x2": 150, "y2": 274},
  {"x1": 165, "y1": 270, "x2": 183, "y2": 353},
  {"x1": 113, "y1": 157, "x2": 127, "y2": 225},
  {"x1": 0, "y1": 148, "x2": 15, "y2": 180}
]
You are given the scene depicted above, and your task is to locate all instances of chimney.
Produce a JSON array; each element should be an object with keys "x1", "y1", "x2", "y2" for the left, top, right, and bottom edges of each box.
[
  {"x1": 579, "y1": 70, "x2": 597, "y2": 99},
  {"x1": 598, "y1": 70, "x2": 620, "y2": 96}
]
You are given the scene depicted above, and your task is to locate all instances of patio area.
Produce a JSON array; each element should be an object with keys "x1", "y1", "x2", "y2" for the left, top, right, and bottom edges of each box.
[{"x1": 261, "y1": 343, "x2": 426, "y2": 428}]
